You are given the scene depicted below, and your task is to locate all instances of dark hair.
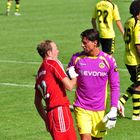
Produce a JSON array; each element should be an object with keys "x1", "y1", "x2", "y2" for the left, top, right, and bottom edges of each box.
[
  {"x1": 37, "y1": 40, "x2": 53, "y2": 58},
  {"x1": 80, "y1": 29, "x2": 100, "y2": 46},
  {"x1": 130, "y1": 0, "x2": 140, "y2": 17}
]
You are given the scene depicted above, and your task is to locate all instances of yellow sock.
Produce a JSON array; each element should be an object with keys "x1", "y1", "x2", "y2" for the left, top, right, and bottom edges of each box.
[
  {"x1": 7, "y1": 1, "x2": 12, "y2": 12},
  {"x1": 132, "y1": 93, "x2": 140, "y2": 117},
  {"x1": 120, "y1": 91, "x2": 132, "y2": 105},
  {"x1": 15, "y1": 4, "x2": 20, "y2": 12}
]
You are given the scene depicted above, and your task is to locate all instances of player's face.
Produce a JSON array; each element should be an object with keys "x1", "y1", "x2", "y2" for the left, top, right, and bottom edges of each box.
[
  {"x1": 50, "y1": 42, "x2": 59, "y2": 59},
  {"x1": 137, "y1": 13, "x2": 140, "y2": 20},
  {"x1": 81, "y1": 37, "x2": 96, "y2": 55}
]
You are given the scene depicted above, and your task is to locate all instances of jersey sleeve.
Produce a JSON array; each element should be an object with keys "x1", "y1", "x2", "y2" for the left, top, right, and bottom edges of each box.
[
  {"x1": 68, "y1": 54, "x2": 78, "y2": 67},
  {"x1": 113, "y1": 4, "x2": 121, "y2": 21},
  {"x1": 134, "y1": 21, "x2": 140, "y2": 45},
  {"x1": 108, "y1": 57, "x2": 120, "y2": 107},
  {"x1": 52, "y1": 60, "x2": 67, "y2": 81}
]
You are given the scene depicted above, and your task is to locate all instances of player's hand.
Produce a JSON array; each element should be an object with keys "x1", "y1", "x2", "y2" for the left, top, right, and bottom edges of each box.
[
  {"x1": 66, "y1": 66, "x2": 78, "y2": 79},
  {"x1": 102, "y1": 107, "x2": 117, "y2": 129},
  {"x1": 43, "y1": 106, "x2": 49, "y2": 132}
]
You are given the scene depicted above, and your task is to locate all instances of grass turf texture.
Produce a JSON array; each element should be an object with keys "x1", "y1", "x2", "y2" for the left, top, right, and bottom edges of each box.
[{"x1": 0, "y1": 0, "x2": 139, "y2": 140}]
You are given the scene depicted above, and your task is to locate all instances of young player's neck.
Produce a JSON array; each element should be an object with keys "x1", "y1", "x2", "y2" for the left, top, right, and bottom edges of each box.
[{"x1": 44, "y1": 56, "x2": 53, "y2": 60}]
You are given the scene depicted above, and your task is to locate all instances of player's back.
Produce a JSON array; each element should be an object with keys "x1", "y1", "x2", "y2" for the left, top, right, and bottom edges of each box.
[
  {"x1": 94, "y1": 0, "x2": 119, "y2": 38},
  {"x1": 36, "y1": 59, "x2": 69, "y2": 110}
]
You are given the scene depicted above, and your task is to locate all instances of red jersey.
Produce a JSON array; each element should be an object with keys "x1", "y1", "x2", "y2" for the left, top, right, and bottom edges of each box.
[{"x1": 35, "y1": 59, "x2": 70, "y2": 110}]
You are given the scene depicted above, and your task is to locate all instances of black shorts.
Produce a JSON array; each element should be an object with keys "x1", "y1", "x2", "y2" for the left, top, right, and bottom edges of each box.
[
  {"x1": 100, "y1": 38, "x2": 115, "y2": 55},
  {"x1": 125, "y1": 64, "x2": 140, "y2": 85}
]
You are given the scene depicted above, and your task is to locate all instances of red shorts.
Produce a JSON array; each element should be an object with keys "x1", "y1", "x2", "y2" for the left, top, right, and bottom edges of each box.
[{"x1": 47, "y1": 106, "x2": 77, "y2": 140}]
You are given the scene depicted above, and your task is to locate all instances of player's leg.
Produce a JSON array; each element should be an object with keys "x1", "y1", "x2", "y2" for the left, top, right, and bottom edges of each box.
[
  {"x1": 91, "y1": 111, "x2": 106, "y2": 140},
  {"x1": 14, "y1": 0, "x2": 21, "y2": 16},
  {"x1": 6, "y1": 0, "x2": 13, "y2": 15},
  {"x1": 48, "y1": 106, "x2": 77, "y2": 140},
  {"x1": 111, "y1": 38, "x2": 115, "y2": 54},
  {"x1": 99, "y1": 38, "x2": 114, "y2": 55},
  {"x1": 132, "y1": 90, "x2": 140, "y2": 120},
  {"x1": 74, "y1": 107, "x2": 106, "y2": 140},
  {"x1": 132, "y1": 65, "x2": 140, "y2": 120},
  {"x1": 74, "y1": 107, "x2": 92, "y2": 140},
  {"x1": 119, "y1": 89, "x2": 132, "y2": 106},
  {"x1": 118, "y1": 84, "x2": 134, "y2": 117},
  {"x1": 118, "y1": 65, "x2": 136, "y2": 117}
]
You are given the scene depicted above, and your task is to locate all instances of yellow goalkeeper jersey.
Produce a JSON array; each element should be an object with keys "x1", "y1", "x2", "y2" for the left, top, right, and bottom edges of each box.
[
  {"x1": 124, "y1": 17, "x2": 140, "y2": 65},
  {"x1": 92, "y1": 0, "x2": 121, "y2": 38}
]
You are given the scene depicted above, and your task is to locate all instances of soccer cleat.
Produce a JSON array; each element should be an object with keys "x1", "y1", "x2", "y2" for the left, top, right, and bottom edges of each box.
[
  {"x1": 132, "y1": 116, "x2": 140, "y2": 121},
  {"x1": 117, "y1": 101, "x2": 125, "y2": 117},
  {"x1": 14, "y1": 12, "x2": 21, "y2": 16}
]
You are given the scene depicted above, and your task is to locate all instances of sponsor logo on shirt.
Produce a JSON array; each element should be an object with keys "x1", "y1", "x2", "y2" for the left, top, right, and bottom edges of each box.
[{"x1": 80, "y1": 70, "x2": 107, "y2": 77}]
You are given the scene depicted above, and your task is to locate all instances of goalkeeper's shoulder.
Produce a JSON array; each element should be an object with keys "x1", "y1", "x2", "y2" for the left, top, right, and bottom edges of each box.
[
  {"x1": 68, "y1": 51, "x2": 86, "y2": 66},
  {"x1": 71, "y1": 51, "x2": 85, "y2": 57}
]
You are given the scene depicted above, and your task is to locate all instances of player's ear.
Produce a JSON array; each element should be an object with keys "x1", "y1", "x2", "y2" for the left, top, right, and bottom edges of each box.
[
  {"x1": 47, "y1": 50, "x2": 52, "y2": 57},
  {"x1": 93, "y1": 40, "x2": 98, "y2": 46}
]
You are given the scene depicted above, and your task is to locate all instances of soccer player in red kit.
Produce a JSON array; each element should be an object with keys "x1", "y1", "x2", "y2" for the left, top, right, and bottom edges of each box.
[{"x1": 34, "y1": 40, "x2": 78, "y2": 140}]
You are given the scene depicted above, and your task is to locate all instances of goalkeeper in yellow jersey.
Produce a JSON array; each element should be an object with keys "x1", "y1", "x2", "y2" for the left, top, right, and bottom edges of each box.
[
  {"x1": 92, "y1": 0, "x2": 124, "y2": 55},
  {"x1": 6, "y1": 0, "x2": 21, "y2": 16},
  {"x1": 118, "y1": 0, "x2": 140, "y2": 120}
]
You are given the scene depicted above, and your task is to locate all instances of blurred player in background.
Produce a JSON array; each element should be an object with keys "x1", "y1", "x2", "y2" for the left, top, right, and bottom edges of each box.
[
  {"x1": 118, "y1": 0, "x2": 140, "y2": 120},
  {"x1": 34, "y1": 40, "x2": 78, "y2": 140},
  {"x1": 6, "y1": 0, "x2": 21, "y2": 16},
  {"x1": 68, "y1": 29, "x2": 120, "y2": 140},
  {"x1": 92, "y1": 0, "x2": 124, "y2": 55}
]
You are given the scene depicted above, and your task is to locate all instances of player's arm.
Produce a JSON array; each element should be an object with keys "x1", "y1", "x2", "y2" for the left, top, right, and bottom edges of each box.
[
  {"x1": 62, "y1": 77, "x2": 77, "y2": 91},
  {"x1": 103, "y1": 58, "x2": 120, "y2": 129},
  {"x1": 135, "y1": 25, "x2": 140, "y2": 56},
  {"x1": 136, "y1": 44, "x2": 140, "y2": 56},
  {"x1": 134, "y1": 22, "x2": 140, "y2": 57},
  {"x1": 34, "y1": 90, "x2": 49, "y2": 131},
  {"x1": 63, "y1": 66, "x2": 78, "y2": 91},
  {"x1": 116, "y1": 20, "x2": 124, "y2": 36},
  {"x1": 109, "y1": 61, "x2": 120, "y2": 108},
  {"x1": 113, "y1": 4, "x2": 124, "y2": 36},
  {"x1": 91, "y1": 18, "x2": 97, "y2": 29},
  {"x1": 91, "y1": 6, "x2": 97, "y2": 29},
  {"x1": 54, "y1": 61, "x2": 78, "y2": 91}
]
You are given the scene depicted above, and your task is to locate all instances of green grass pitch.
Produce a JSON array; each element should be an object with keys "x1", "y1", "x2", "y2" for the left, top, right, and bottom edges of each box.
[{"x1": 0, "y1": 0, "x2": 140, "y2": 140}]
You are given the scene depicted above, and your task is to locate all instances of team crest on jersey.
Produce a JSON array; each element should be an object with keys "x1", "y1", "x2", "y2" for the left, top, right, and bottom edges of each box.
[{"x1": 99, "y1": 62, "x2": 105, "y2": 69}]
